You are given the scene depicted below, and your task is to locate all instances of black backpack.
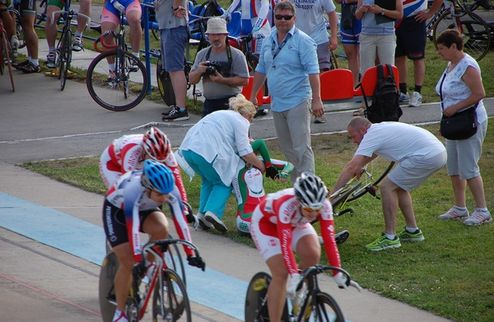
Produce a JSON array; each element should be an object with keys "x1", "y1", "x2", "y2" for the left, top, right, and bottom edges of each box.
[{"x1": 363, "y1": 64, "x2": 402, "y2": 123}]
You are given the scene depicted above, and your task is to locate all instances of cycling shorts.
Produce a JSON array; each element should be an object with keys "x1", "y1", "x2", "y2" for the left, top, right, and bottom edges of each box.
[
  {"x1": 395, "y1": 16, "x2": 426, "y2": 59},
  {"x1": 101, "y1": 0, "x2": 141, "y2": 26},
  {"x1": 250, "y1": 207, "x2": 317, "y2": 262},
  {"x1": 339, "y1": 19, "x2": 361, "y2": 45},
  {"x1": 102, "y1": 199, "x2": 160, "y2": 247},
  {"x1": 17, "y1": 0, "x2": 36, "y2": 16}
]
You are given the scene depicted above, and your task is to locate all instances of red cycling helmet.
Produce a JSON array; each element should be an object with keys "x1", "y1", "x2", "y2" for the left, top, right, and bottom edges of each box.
[{"x1": 142, "y1": 127, "x2": 171, "y2": 162}]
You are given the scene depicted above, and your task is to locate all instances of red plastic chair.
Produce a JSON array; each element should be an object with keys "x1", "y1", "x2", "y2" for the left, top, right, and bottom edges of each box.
[
  {"x1": 320, "y1": 69, "x2": 355, "y2": 101},
  {"x1": 354, "y1": 64, "x2": 400, "y2": 97},
  {"x1": 242, "y1": 76, "x2": 271, "y2": 105}
]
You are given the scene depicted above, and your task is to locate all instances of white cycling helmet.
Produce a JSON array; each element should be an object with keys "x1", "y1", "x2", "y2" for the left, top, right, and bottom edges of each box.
[{"x1": 293, "y1": 172, "x2": 328, "y2": 209}]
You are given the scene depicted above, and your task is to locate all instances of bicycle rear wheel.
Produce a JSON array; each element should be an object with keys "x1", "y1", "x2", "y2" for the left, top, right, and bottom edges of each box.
[
  {"x1": 98, "y1": 252, "x2": 119, "y2": 322},
  {"x1": 58, "y1": 29, "x2": 72, "y2": 91},
  {"x1": 0, "y1": 31, "x2": 15, "y2": 92},
  {"x1": 156, "y1": 57, "x2": 176, "y2": 106},
  {"x1": 86, "y1": 50, "x2": 148, "y2": 111},
  {"x1": 298, "y1": 292, "x2": 344, "y2": 322},
  {"x1": 152, "y1": 269, "x2": 191, "y2": 322},
  {"x1": 432, "y1": 11, "x2": 491, "y2": 61}
]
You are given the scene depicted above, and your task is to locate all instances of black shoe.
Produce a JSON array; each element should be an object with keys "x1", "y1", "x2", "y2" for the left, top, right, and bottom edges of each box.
[
  {"x1": 21, "y1": 61, "x2": 41, "y2": 73},
  {"x1": 254, "y1": 108, "x2": 269, "y2": 118},
  {"x1": 162, "y1": 106, "x2": 190, "y2": 121}
]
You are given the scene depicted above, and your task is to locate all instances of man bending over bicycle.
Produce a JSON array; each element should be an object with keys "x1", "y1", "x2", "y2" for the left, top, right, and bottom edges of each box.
[
  {"x1": 103, "y1": 160, "x2": 205, "y2": 322},
  {"x1": 250, "y1": 172, "x2": 347, "y2": 322},
  {"x1": 333, "y1": 117, "x2": 446, "y2": 251},
  {"x1": 100, "y1": 0, "x2": 142, "y2": 77},
  {"x1": 45, "y1": 0, "x2": 91, "y2": 68}
]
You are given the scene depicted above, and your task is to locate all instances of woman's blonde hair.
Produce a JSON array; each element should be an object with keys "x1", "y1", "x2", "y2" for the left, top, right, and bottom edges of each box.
[{"x1": 229, "y1": 94, "x2": 256, "y2": 118}]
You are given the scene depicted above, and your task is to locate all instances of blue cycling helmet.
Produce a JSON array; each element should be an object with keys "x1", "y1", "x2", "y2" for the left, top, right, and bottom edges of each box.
[{"x1": 141, "y1": 159, "x2": 175, "y2": 194}]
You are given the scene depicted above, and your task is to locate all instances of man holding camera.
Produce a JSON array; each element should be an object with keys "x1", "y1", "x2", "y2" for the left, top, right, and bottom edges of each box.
[{"x1": 189, "y1": 17, "x2": 250, "y2": 117}]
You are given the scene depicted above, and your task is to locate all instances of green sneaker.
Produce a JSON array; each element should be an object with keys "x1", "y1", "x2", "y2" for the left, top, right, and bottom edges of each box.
[
  {"x1": 366, "y1": 233, "x2": 401, "y2": 251},
  {"x1": 398, "y1": 228, "x2": 425, "y2": 242}
]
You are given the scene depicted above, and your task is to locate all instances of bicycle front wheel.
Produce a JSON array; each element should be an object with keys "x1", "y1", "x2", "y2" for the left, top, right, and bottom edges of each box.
[
  {"x1": 432, "y1": 11, "x2": 491, "y2": 61},
  {"x1": 98, "y1": 252, "x2": 119, "y2": 322},
  {"x1": 152, "y1": 269, "x2": 191, "y2": 322},
  {"x1": 245, "y1": 272, "x2": 271, "y2": 322},
  {"x1": 298, "y1": 292, "x2": 345, "y2": 322},
  {"x1": 59, "y1": 30, "x2": 72, "y2": 91},
  {"x1": 87, "y1": 50, "x2": 148, "y2": 111}
]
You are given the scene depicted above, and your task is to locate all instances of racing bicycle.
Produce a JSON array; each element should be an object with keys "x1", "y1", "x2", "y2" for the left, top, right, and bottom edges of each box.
[
  {"x1": 86, "y1": 12, "x2": 148, "y2": 111},
  {"x1": 245, "y1": 265, "x2": 361, "y2": 322},
  {"x1": 99, "y1": 238, "x2": 204, "y2": 322},
  {"x1": 50, "y1": 0, "x2": 90, "y2": 90}
]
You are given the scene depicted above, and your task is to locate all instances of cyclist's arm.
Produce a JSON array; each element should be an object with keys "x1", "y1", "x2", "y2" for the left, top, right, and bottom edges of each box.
[
  {"x1": 333, "y1": 154, "x2": 371, "y2": 192},
  {"x1": 167, "y1": 191, "x2": 194, "y2": 257},
  {"x1": 123, "y1": 182, "x2": 145, "y2": 262},
  {"x1": 165, "y1": 153, "x2": 188, "y2": 203},
  {"x1": 319, "y1": 207, "x2": 342, "y2": 273}
]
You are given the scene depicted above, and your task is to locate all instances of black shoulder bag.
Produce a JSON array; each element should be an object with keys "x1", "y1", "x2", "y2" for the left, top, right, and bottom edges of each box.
[{"x1": 438, "y1": 72, "x2": 478, "y2": 140}]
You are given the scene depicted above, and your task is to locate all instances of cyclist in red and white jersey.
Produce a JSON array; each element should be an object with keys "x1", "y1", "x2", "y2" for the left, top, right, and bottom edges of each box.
[
  {"x1": 250, "y1": 172, "x2": 347, "y2": 322},
  {"x1": 100, "y1": 127, "x2": 188, "y2": 205},
  {"x1": 103, "y1": 160, "x2": 205, "y2": 322}
]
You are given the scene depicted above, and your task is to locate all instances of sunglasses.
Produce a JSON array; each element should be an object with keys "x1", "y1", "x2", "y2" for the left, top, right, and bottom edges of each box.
[
  {"x1": 275, "y1": 14, "x2": 294, "y2": 21},
  {"x1": 302, "y1": 206, "x2": 323, "y2": 213}
]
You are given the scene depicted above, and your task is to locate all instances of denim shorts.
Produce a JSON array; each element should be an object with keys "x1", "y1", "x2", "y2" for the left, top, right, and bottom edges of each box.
[{"x1": 160, "y1": 26, "x2": 188, "y2": 72}]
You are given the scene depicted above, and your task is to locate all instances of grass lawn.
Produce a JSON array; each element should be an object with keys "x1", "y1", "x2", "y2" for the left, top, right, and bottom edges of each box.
[{"x1": 23, "y1": 123, "x2": 494, "y2": 322}]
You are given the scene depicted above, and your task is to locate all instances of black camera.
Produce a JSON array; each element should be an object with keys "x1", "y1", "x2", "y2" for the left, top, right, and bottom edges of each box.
[{"x1": 204, "y1": 61, "x2": 222, "y2": 76}]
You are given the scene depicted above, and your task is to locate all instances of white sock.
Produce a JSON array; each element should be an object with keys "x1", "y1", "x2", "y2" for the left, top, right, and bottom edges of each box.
[{"x1": 384, "y1": 233, "x2": 395, "y2": 240}]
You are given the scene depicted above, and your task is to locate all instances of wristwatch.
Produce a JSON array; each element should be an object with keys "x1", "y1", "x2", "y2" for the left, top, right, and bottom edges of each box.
[{"x1": 381, "y1": 8, "x2": 385, "y2": 15}]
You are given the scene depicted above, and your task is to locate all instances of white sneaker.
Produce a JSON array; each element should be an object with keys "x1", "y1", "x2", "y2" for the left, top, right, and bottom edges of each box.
[
  {"x1": 409, "y1": 91, "x2": 423, "y2": 107},
  {"x1": 464, "y1": 209, "x2": 493, "y2": 226},
  {"x1": 438, "y1": 207, "x2": 469, "y2": 220},
  {"x1": 10, "y1": 36, "x2": 19, "y2": 50},
  {"x1": 197, "y1": 212, "x2": 213, "y2": 229},
  {"x1": 204, "y1": 211, "x2": 228, "y2": 233},
  {"x1": 399, "y1": 92, "x2": 409, "y2": 103},
  {"x1": 113, "y1": 309, "x2": 128, "y2": 322}
]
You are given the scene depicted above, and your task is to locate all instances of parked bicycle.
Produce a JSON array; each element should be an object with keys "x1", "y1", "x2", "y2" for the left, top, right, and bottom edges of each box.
[
  {"x1": 86, "y1": 11, "x2": 148, "y2": 111},
  {"x1": 0, "y1": 9, "x2": 15, "y2": 92},
  {"x1": 245, "y1": 265, "x2": 361, "y2": 322},
  {"x1": 50, "y1": 1, "x2": 90, "y2": 90},
  {"x1": 99, "y1": 238, "x2": 204, "y2": 322},
  {"x1": 426, "y1": 0, "x2": 492, "y2": 61}
]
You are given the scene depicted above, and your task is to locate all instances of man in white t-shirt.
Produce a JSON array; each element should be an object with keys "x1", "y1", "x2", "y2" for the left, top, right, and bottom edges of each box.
[{"x1": 333, "y1": 117, "x2": 447, "y2": 251}]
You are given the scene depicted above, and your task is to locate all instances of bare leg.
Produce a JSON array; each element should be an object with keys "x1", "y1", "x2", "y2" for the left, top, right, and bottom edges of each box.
[
  {"x1": 170, "y1": 70, "x2": 187, "y2": 108},
  {"x1": 126, "y1": 10, "x2": 142, "y2": 54},
  {"x1": 397, "y1": 189, "x2": 417, "y2": 228},
  {"x1": 380, "y1": 178, "x2": 399, "y2": 235},
  {"x1": 266, "y1": 254, "x2": 289, "y2": 322},
  {"x1": 112, "y1": 242, "x2": 134, "y2": 311},
  {"x1": 343, "y1": 43, "x2": 360, "y2": 86},
  {"x1": 76, "y1": 0, "x2": 91, "y2": 34},
  {"x1": 450, "y1": 175, "x2": 467, "y2": 207},
  {"x1": 467, "y1": 176, "x2": 487, "y2": 208},
  {"x1": 22, "y1": 14, "x2": 38, "y2": 59}
]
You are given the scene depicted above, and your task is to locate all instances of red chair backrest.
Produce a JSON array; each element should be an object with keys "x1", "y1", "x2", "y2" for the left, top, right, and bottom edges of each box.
[
  {"x1": 242, "y1": 76, "x2": 271, "y2": 105},
  {"x1": 320, "y1": 69, "x2": 355, "y2": 101},
  {"x1": 354, "y1": 65, "x2": 400, "y2": 97}
]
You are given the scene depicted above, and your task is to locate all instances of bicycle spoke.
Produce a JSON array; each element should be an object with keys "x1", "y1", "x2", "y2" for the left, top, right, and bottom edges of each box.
[
  {"x1": 87, "y1": 50, "x2": 148, "y2": 111},
  {"x1": 299, "y1": 293, "x2": 344, "y2": 322},
  {"x1": 152, "y1": 269, "x2": 190, "y2": 322}
]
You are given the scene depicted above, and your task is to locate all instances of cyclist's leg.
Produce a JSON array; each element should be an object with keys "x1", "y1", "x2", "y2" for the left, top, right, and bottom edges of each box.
[
  {"x1": 76, "y1": 0, "x2": 90, "y2": 34},
  {"x1": 293, "y1": 224, "x2": 321, "y2": 270},
  {"x1": 45, "y1": 0, "x2": 62, "y2": 64},
  {"x1": 0, "y1": 4, "x2": 16, "y2": 43},
  {"x1": 100, "y1": 5, "x2": 119, "y2": 74},
  {"x1": 233, "y1": 167, "x2": 265, "y2": 233},
  {"x1": 251, "y1": 210, "x2": 288, "y2": 321},
  {"x1": 19, "y1": 0, "x2": 38, "y2": 63},
  {"x1": 124, "y1": 0, "x2": 141, "y2": 56},
  {"x1": 141, "y1": 210, "x2": 169, "y2": 242}
]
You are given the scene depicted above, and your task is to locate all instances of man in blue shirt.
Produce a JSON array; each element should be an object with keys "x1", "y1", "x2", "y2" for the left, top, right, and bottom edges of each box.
[{"x1": 249, "y1": 1, "x2": 323, "y2": 182}]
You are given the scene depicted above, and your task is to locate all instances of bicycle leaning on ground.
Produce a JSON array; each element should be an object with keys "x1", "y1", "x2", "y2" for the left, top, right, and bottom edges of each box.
[
  {"x1": 99, "y1": 238, "x2": 204, "y2": 322},
  {"x1": 50, "y1": 0, "x2": 90, "y2": 91},
  {"x1": 86, "y1": 11, "x2": 148, "y2": 111},
  {"x1": 245, "y1": 265, "x2": 361, "y2": 322}
]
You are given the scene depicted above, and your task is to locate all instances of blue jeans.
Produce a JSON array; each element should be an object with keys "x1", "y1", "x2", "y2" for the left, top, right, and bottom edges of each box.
[{"x1": 182, "y1": 150, "x2": 232, "y2": 218}]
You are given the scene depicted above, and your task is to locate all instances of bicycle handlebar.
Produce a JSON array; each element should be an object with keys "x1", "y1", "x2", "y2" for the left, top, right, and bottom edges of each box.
[
  {"x1": 297, "y1": 264, "x2": 362, "y2": 292},
  {"x1": 50, "y1": 10, "x2": 91, "y2": 26},
  {"x1": 142, "y1": 238, "x2": 202, "y2": 260}
]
